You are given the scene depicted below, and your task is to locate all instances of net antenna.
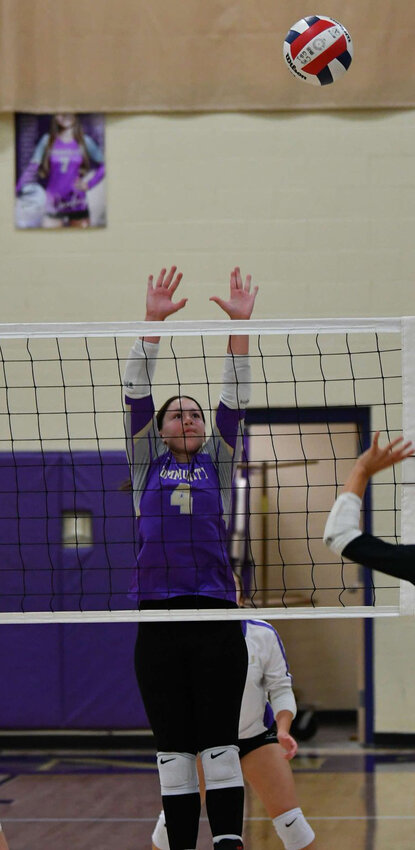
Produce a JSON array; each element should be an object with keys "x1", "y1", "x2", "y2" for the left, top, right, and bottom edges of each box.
[{"x1": 0, "y1": 316, "x2": 414, "y2": 624}]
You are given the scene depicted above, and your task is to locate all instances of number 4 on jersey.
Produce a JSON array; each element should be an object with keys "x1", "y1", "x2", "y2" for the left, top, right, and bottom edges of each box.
[{"x1": 170, "y1": 482, "x2": 193, "y2": 515}]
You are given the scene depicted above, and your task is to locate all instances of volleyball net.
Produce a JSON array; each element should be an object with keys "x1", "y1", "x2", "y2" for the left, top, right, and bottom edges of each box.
[{"x1": 1, "y1": 316, "x2": 415, "y2": 623}]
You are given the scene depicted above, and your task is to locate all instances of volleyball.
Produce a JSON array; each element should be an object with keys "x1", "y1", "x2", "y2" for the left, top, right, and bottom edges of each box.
[{"x1": 283, "y1": 15, "x2": 353, "y2": 86}]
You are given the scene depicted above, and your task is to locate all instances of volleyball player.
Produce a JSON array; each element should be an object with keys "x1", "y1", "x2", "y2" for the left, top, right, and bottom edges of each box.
[
  {"x1": 0, "y1": 824, "x2": 10, "y2": 850},
  {"x1": 123, "y1": 266, "x2": 258, "y2": 850},
  {"x1": 16, "y1": 113, "x2": 104, "y2": 228},
  {"x1": 324, "y1": 431, "x2": 415, "y2": 580},
  {"x1": 152, "y1": 577, "x2": 316, "y2": 850}
]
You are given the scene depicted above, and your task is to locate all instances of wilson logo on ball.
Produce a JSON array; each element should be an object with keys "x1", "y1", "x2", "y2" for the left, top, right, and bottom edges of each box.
[{"x1": 283, "y1": 15, "x2": 353, "y2": 86}]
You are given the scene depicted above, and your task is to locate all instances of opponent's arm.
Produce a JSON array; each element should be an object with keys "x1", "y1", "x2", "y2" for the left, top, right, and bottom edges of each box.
[
  {"x1": 263, "y1": 628, "x2": 298, "y2": 760},
  {"x1": 275, "y1": 710, "x2": 297, "y2": 760},
  {"x1": 324, "y1": 432, "x2": 414, "y2": 555}
]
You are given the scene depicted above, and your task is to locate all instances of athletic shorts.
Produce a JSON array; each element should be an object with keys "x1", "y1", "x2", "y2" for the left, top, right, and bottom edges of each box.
[
  {"x1": 47, "y1": 208, "x2": 89, "y2": 221},
  {"x1": 135, "y1": 596, "x2": 248, "y2": 754},
  {"x1": 238, "y1": 721, "x2": 277, "y2": 759}
]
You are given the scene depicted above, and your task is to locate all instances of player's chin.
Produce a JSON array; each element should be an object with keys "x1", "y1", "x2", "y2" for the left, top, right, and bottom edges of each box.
[{"x1": 183, "y1": 434, "x2": 204, "y2": 449}]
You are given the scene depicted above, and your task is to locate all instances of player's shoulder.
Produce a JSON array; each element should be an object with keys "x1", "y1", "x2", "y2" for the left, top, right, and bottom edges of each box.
[
  {"x1": 245, "y1": 619, "x2": 280, "y2": 642},
  {"x1": 36, "y1": 134, "x2": 50, "y2": 150}
]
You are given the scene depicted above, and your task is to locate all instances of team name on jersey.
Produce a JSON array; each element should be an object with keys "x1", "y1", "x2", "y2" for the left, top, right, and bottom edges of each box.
[
  {"x1": 52, "y1": 148, "x2": 81, "y2": 164},
  {"x1": 160, "y1": 465, "x2": 209, "y2": 482}
]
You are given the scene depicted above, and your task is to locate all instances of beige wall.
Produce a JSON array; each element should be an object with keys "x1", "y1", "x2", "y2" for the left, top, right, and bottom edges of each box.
[
  {"x1": 2, "y1": 109, "x2": 415, "y2": 323},
  {"x1": 1, "y1": 108, "x2": 415, "y2": 733}
]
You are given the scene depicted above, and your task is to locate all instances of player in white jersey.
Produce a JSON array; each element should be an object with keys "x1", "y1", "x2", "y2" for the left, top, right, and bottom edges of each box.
[
  {"x1": 152, "y1": 579, "x2": 316, "y2": 850},
  {"x1": 0, "y1": 824, "x2": 10, "y2": 850}
]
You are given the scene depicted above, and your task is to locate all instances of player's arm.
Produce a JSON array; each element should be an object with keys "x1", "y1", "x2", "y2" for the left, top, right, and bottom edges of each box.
[
  {"x1": 76, "y1": 136, "x2": 106, "y2": 191},
  {"x1": 142, "y1": 265, "x2": 187, "y2": 342},
  {"x1": 262, "y1": 628, "x2": 298, "y2": 760},
  {"x1": 275, "y1": 710, "x2": 297, "y2": 760},
  {"x1": 16, "y1": 134, "x2": 49, "y2": 193},
  {"x1": 207, "y1": 268, "x2": 257, "y2": 462},
  {"x1": 123, "y1": 338, "x2": 158, "y2": 497},
  {"x1": 123, "y1": 267, "x2": 187, "y2": 491},
  {"x1": 324, "y1": 432, "x2": 415, "y2": 582},
  {"x1": 123, "y1": 265, "x2": 187, "y2": 408},
  {"x1": 0, "y1": 824, "x2": 10, "y2": 850},
  {"x1": 210, "y1": 266, "x2": 258, "y2": 355}
]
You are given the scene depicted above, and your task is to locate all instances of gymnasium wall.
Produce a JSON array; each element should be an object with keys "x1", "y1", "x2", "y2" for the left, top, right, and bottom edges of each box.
[
  {"x1": 1, "y1": 108, "x2": 415, "y2": 734},
  {"x1": 1, "y1": 0, "x2": 415, "y2": 111}
]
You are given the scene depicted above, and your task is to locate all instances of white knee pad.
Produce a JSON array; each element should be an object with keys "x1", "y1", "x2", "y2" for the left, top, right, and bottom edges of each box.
[
  {"x1": 152, "y1": 809, "x2": 170, "y2": 850},
  {"x1": 273, "y1": 808, "x2": 315, "y2": 850},
  {"x1": 200, "y1": 745, "x2": 243, "y2": 791},
  {"x1": 157, "y1": 751, "x2": 199, "y2": 796}
]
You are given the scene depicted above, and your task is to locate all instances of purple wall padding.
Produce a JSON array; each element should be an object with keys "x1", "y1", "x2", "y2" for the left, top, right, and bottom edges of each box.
[
  {"x1": 1, "y1": 624, "x2": 63, "y2": 727},
  {"x1": 0, "y1": 451, "x2": 150, "y2": 730},
  {"x1": 0, "y1": 452, "x2": 63, "y2": 612}
]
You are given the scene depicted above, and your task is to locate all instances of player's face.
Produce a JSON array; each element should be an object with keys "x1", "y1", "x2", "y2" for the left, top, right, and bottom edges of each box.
[
  {"x1": 55, "y1": 113, "x2": 76, "y2": 129},
  {"x1": 160, "y1": 397, "x2": 205, "y2": 459}
]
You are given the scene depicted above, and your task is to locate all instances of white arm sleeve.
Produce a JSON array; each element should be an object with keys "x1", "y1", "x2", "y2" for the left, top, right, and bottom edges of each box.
[
  {"x1": 122, "y1": 339, "x2": 159, "y2": 398},
  {"x1": 269, "y1": 682, "x2": 297, "y2": 720},
  {"x1": 323, "y1": 491, "x2": 363, "y2": 555},
  {"x1": 220, "y1": 354, "x2": 251, "y2": 409},
  {"x1": 263, "y1": 630, "x2": 297, "y2": 720}
]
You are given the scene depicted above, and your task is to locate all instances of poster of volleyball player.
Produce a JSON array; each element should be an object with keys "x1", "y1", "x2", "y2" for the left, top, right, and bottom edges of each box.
[{"x1": 15, "y1": 112, "x2": 106, "y2": 229}]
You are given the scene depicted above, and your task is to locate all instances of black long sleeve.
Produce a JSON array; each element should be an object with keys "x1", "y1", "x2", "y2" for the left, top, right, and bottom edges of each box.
[{"x1": 343, "y1": 533, "x2": 415, "y2": 584}]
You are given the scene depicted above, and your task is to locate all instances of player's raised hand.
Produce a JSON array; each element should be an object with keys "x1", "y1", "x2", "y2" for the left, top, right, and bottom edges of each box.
[
  {"x1": 145, "y1": 266, "x2": 187, "y2": 321},
  {"x1": 210, "y1": 267, "x2": 258, "y2": 320},
  {"x1": 356, "y1": 431, "x2": 414, "y2": 478}
]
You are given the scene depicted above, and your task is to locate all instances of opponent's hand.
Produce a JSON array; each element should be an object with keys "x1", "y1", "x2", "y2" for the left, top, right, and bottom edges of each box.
[
  {"x1": 210, "y1": 267, "x2": 258, "y2": 320},
  {"x1": 356, "y1": 431, "x2": 414, "y2": 478},
  {"x1": 277, "y1": 730, "x2": 298, "y2": 760},
  {"x1": 145, "y1": 266, "x2": 187, "y2": 321}
]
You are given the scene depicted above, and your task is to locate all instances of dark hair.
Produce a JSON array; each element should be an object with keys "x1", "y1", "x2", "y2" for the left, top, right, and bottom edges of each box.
[{"x1": 156, "y1": 395, "x2": 205, "y2": 432}]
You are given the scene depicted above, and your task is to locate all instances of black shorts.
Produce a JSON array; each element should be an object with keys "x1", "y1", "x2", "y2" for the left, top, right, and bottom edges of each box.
[
  {"x1": 135, "y1": 596, "x2": 248, "y2": 754},
  {"x1": 238, "y1": 721, "x2": 278, "y2": 759},
  {"x1": 48, "y1": 208, "x2": 89, "y2": 221}
]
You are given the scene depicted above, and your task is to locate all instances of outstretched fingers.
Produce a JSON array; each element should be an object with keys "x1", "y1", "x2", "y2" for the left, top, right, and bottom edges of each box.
[
  {"x1": 368, "y1": 431, "x2": 414, "y2": 473},
  {"x1": 231, "y1": 266, "x2": 253, "y2": 291},
  {"x1": 162, "y1": 265, "x2": 179, "y2": 288},
  {"x1": 155, "y1": 268, "x2": 167, "y2": 288},
  {"x1": 379, "y1": 433, "x2": 414, "y2": 460},
  {"x1": 168, "y1": 270, "x2": 183, "y2": 294}
]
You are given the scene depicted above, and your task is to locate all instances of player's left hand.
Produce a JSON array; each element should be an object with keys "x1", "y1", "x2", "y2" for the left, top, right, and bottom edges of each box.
[
  {"x1": 74, "y1": 177, "x2": 89, "y2": 193},
  {"x1": 210, "y1": 267, "x2": 258, "y2": 320},
  {"x1": 277, "y1": 730, "x2": 298, "y2": 760}
]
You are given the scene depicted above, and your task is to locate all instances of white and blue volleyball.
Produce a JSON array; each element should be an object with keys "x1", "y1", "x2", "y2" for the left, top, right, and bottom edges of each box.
[{"x1": 283, "y1": 16, "x2": 353, "y2": 86}]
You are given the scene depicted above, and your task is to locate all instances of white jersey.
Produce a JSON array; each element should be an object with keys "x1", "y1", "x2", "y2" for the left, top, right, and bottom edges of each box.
[{"x1": 239, "y1": 620, "x2": 297, "y2": 740}]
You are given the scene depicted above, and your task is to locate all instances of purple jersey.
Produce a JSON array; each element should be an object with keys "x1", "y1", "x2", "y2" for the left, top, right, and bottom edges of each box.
[
  {"x1": 125, "y1": 394, "x2": 245, "y2": 604},
  {"x1": 16, "y1": 134, "x2": 104, "y2": 215}
]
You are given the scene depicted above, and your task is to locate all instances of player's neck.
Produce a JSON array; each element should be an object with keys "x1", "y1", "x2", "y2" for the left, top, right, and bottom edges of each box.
[
  {"x1": 59, "y1": 129, "x2": 75, "y2": 143},
  {"x1": 170, "y1": 448, "x2": 197, "y2": 463}
]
